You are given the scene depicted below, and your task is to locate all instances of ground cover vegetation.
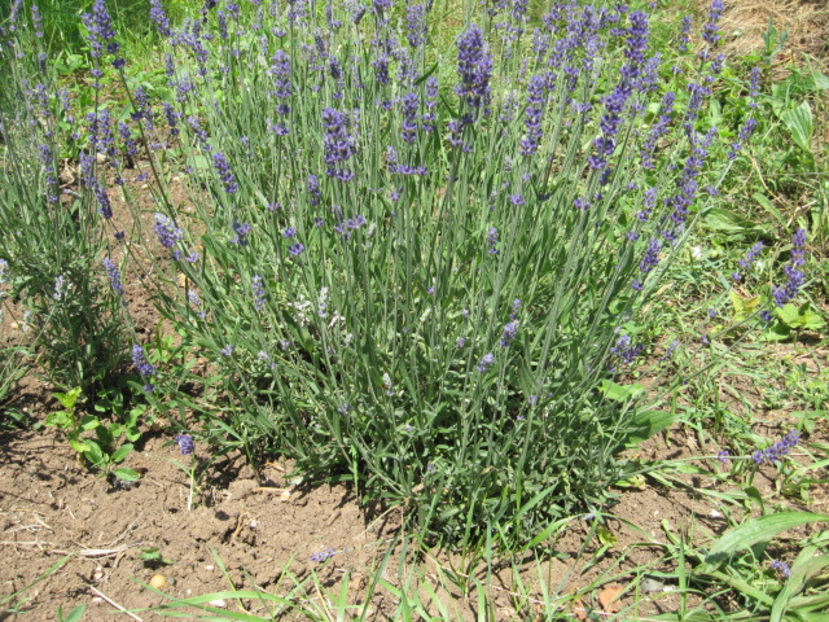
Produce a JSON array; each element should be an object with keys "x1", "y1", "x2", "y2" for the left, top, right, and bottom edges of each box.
[{"x1": 1, "y1": 0, "x2": 828, "y2": 619}]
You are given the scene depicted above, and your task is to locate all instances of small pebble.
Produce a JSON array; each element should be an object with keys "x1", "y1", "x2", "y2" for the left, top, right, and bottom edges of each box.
[
  {"x1": 641, "y1": 578, "x2": 664, "y2": 594},
  {"x1": 208, "y1": 599, "x2": 227, "y2": 608},
  {"x1": 149, "y1": 574, "x2": 168, "y2": 590}
]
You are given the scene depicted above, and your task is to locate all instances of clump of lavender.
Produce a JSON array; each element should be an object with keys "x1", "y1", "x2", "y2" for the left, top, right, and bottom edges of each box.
[
  {"x1": 752, "y1": 430, "x2": 800, "y2": 466},
  {"x1": 772, "y1": 228, "x2": 807, "y2": 307}
]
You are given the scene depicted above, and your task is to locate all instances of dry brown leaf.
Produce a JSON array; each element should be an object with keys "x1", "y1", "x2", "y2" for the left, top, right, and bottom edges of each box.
[{"x1": 598, "y1": 583, "x2": 624, "y2": 613}]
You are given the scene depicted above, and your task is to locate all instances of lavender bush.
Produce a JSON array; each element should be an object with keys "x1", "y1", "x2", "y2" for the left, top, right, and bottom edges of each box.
[
  {"x1": 0, "y1": 2, "x2": 131, "y2": 392},
  {"x1": 2, "y1": 0, "x2": 803, "y2": 546}
]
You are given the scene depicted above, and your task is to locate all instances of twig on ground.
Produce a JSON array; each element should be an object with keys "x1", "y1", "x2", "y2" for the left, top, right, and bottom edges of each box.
[{"x1": 87, "y1": 585, "x2": 144, "y2": 621}]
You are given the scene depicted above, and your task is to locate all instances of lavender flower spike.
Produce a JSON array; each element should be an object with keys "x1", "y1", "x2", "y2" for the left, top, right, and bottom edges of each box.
[
  {"x1": 456, "y1": 24, "x2": 492, "y2": 112},
  {"x1": 154, "y1": 213, "x2": 184, "y2": 249},
  {"x1": 772, "y1": 228, "x2": 807, "y2": 307},
  {"x1": 212, "y1": 152, "x2": 238, "y2": 194},
  {"x1": 102, "y1": 257, "x2": 124, "y2": 298},
  {"x1": 132, "y1": 343, "x2": 157, "y2": 377}
]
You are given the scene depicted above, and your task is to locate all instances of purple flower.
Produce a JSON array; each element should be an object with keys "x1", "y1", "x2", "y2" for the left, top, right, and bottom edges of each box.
[
  {"x1": 132, "y1": 343, "x2": 157, "y2": 377},
  {"x1": 163, "y1": 103, "x2": 179, "y2": 135},
  {"x1": 717, "y1": 449, "x2": 730, "y2": 464},
  {"x1": 499, "y1": 320, "x2": 519, "y2": 347},
  {"x1": 702, "y1": 0, "x2": 725, "y2": 48},
  {"x1": 154, "y1": 213, "x2": 183, "y2": 249},
  {"x1": 456, "y1": 337, "x2": 467, "y2": 348},
  {"x1": 520, "y1": 74, "x2": 546, "y2": 157},
  {"x1": 307, "y1": 173, "x2": 321, "y2": 205},
  {"x1": 487, "y1": 226, "x2": 499, "y2": 255},
  {"x1": 149, "y1": 0, "x2": 171, "y2": 37},
  {"x1": 322, "y1": 107, "x2": 357, "y2": 182},
  {"x1": 456, "y1": 24, "x2": 492, "y2": 111},
  {"x1": 727, "y1": 117, "x2": 757, "y2": 159},
  {"x1": 81, "y1": 0, "x2": 123, "y2": 67},
  {"x1": 405, "y1": 3, "x2": 427, "y2": 49},
  {"x1": 230, "y1": 221, "x2": 252, "y2": 246},
  {"x1": 770, "y1": 560, "x2": 791, "y2": 578},
  {"x1": 772, "y1": 228, "x2": 807, "y2": 307},
  {"x1": 477, "y1": 352, "x2": 495, "y2": 373},
  {"x1": 175, "y1": 434, "x2": 194, "y2": 456},
  {"x1": 754, "y1": 430, "x2": 801, "y2": 465},
  {"x1": 310, "y1": 548, "x2": 337, "y2": 563},
  {"x1": 640, "y1": 92, "x2": 676, "y2": 169},
  {"x1": 95, "y1": 183, "x2": 113, "y2": 219},
  {"x1": 102, "y1": 257, "x2": 124, "y2": 298},
  {"x1": 748, "y1": 66, "x2": 761, "y2": 108},
  {"x1": 221, "y1": 344, "x2": 234, "y2": 356},
  {"x1": 252, "y1": 274, "x2": 266, "y2": 311},
  {"x1": 212, "y1": 152, "x2": 237, "y2": 194},
  {"x1": 288, "y1": 242, "x2": 305, "y2": 256},
  {"x1": 731, "y1": 241, "x2": 764, "y2": 281},
  {"x1": 638, "y1": 237, "x2": 662, "y2": 277},
  {"x1": 677, "y1": 15, "x2": 692, "y2": 53},
  {"x1": 422, "y1": 76, "x2": 438, "y2": 133},
  {"x1": 270, "y1": 50, "x2": 293, "y2": 119},
  {"x1": 400, "y1": 92, "x2": 419, "y2": 143},
  {"x1": 30, "y1": 3, "x2": 44, "y2": 38},
  {"x1": 610, "y1": 334, "x2": 643, "y2": 367}
]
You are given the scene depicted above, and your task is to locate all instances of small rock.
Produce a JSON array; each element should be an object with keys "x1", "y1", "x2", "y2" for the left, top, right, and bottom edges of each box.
[
  {"x1": 641, "y1": 578, "x2": 664, "y2": 594},
  {"x1": 208, "y1": 599, "x2": 227, "y2": 608},
  {"x1": 149, "y1": 574, "x2": 168, "y2": 590}
]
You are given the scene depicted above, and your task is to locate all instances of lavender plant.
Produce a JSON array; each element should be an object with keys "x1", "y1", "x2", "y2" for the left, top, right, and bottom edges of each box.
[
  {"x1": 0, "y1": 2, "x2": 130, "y2": 392},
  {"x1": 7, "y1": 0, "x2": 809, "y2": 546}
]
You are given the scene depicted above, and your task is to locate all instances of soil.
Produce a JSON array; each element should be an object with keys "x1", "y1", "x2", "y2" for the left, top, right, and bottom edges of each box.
[{"x1": 2, "y1": 1, "x2": 828, "y2": 620}]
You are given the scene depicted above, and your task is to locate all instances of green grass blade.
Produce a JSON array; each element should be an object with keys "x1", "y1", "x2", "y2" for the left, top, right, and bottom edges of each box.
[{"x1": 704, "y1": 512, "x2": 829, "y2": 567}]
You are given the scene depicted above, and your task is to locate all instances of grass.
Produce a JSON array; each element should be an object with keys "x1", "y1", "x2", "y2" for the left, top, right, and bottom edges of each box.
[{"x1": 0, "y1": 0, "x2": 828, "y2": 619}]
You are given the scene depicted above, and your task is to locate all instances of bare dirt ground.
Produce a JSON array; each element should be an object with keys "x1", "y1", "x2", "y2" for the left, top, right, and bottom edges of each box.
[{"x1": 2, "y1": 1, "x2": 828, "y2": 620}]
